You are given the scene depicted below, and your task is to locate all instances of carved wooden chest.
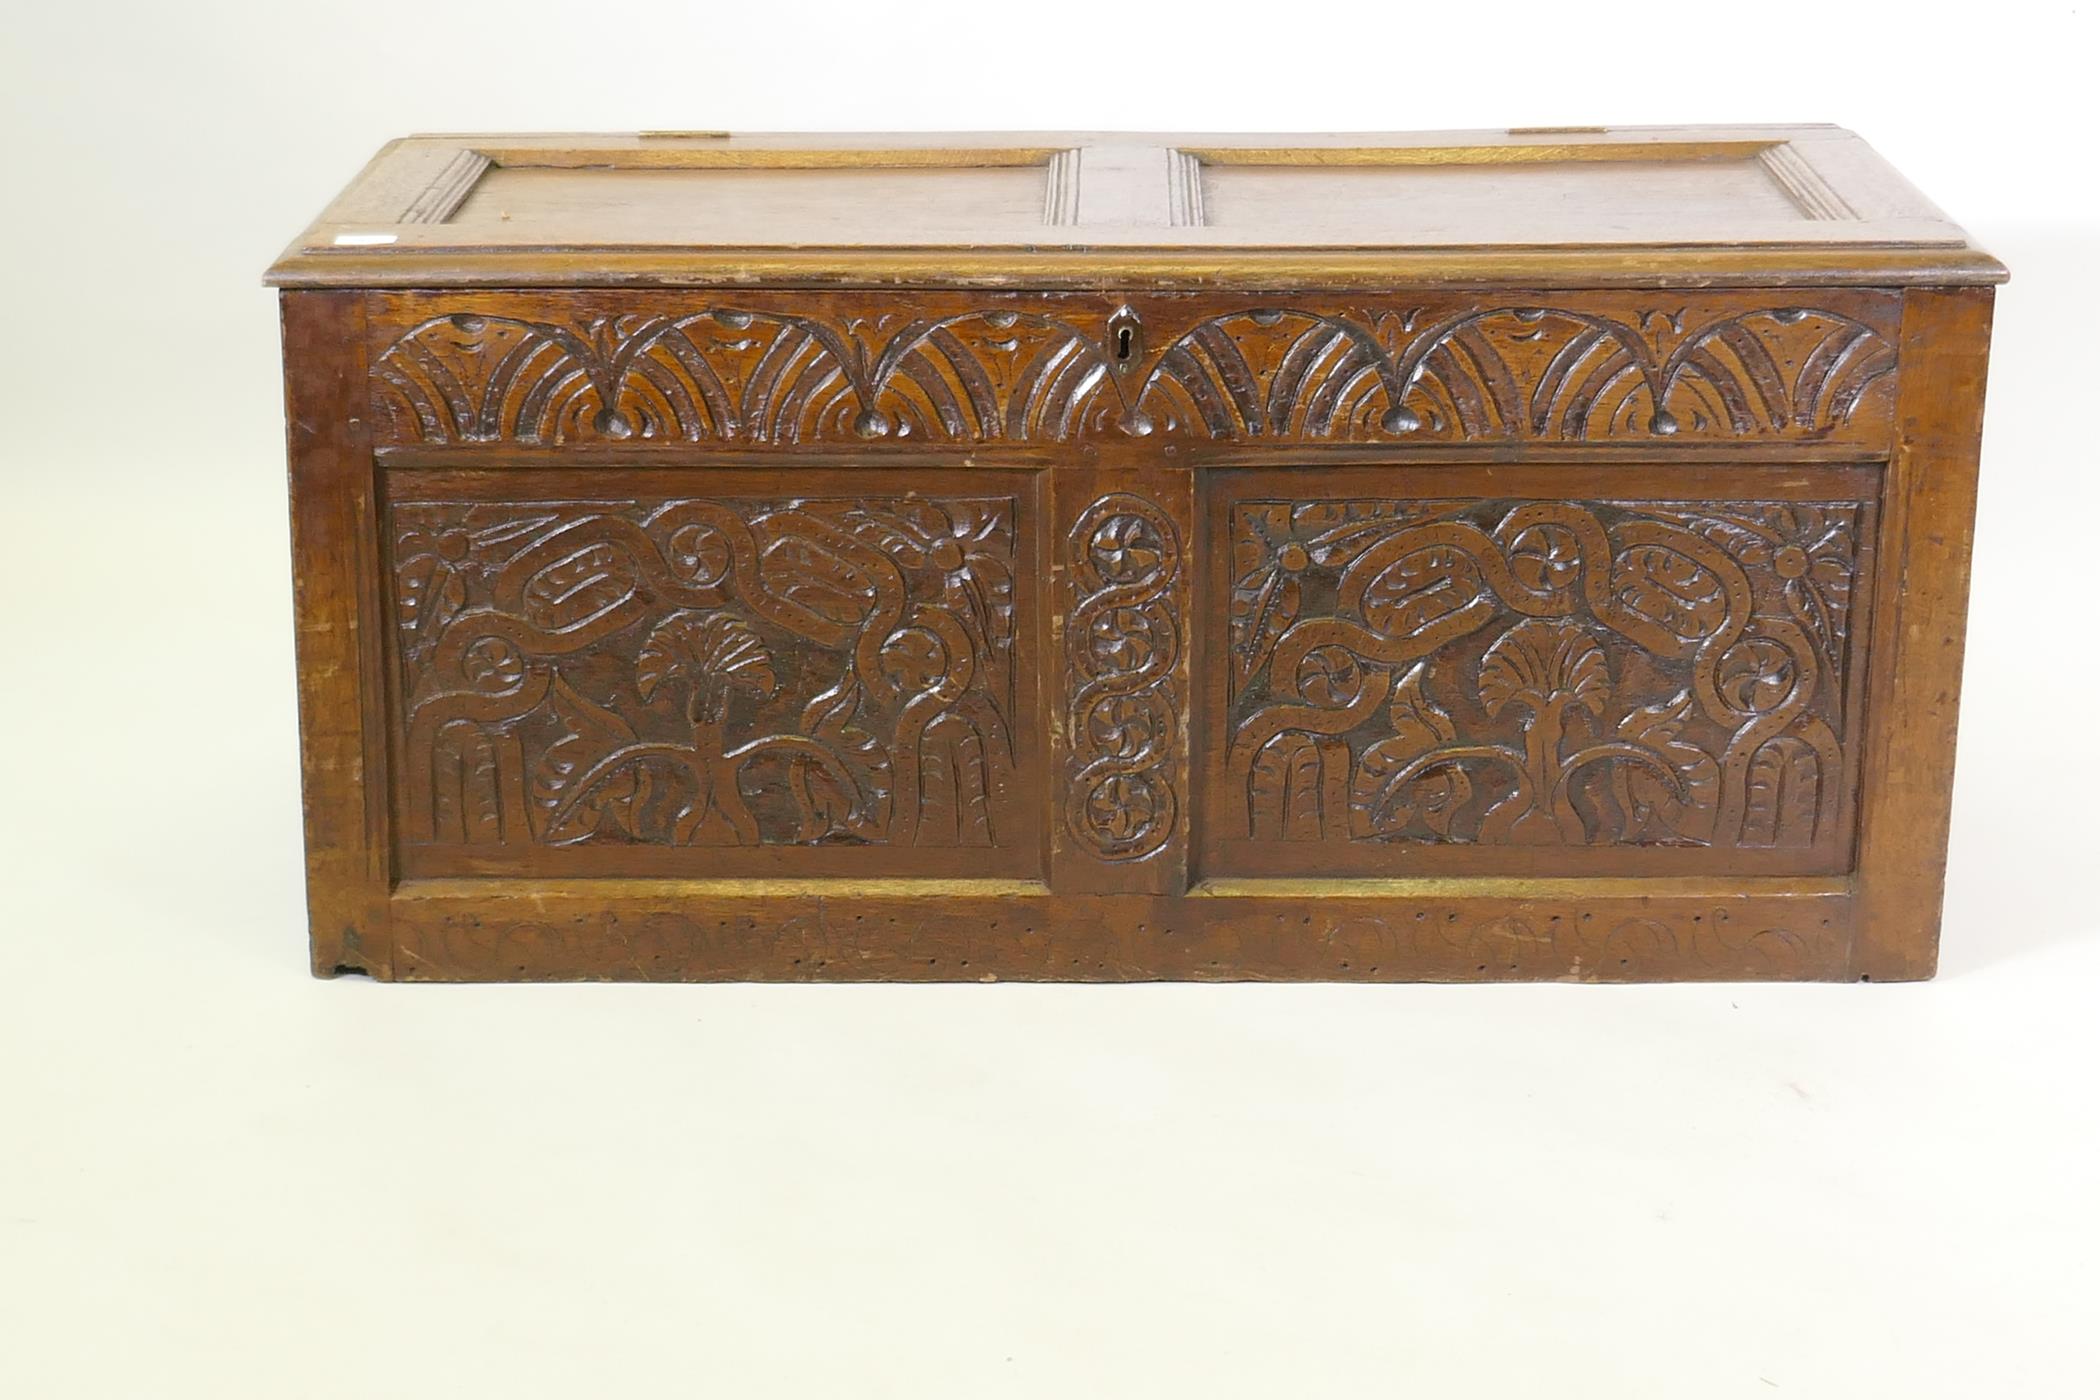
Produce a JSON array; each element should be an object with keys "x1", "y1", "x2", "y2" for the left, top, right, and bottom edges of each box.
[{"x1": 268, "y1": 127, "x2": 2002, "y2": 982}]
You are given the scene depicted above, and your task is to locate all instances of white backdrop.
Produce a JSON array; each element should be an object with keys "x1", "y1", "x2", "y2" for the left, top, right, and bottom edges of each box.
[{"x1": 4, "y1": 2, "x2": 2096, "y2": 1395}]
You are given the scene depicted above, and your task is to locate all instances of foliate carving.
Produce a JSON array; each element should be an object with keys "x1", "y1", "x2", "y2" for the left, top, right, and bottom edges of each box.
[
  {"x1": 1145, "y1": 305, "x2": 1894, "y2": 441},
  {"x1": 390, "y1": 495, "x2": 1021, "y2": 852},
  {"x1": 1227, "y1": 499, "x2": 1864, "y2": 850},
  {"x1": 375, "y1": 309, "x2": 1135, "y2": 446},
  {"x1": 369, "y1": 296, "x2": 1896, "y2": 447},
  {"x1": 1064, "y1": 494, "x2": 1182, "y2": 862}
]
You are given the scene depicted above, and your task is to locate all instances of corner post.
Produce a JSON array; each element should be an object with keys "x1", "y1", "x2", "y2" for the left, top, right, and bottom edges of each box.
[
  {"x1": 282, "y1": 291, "x2": 393, "y2": 977},
  {"x1": 1851, "y1": 287, "x2": 1996, "y2": 979}
]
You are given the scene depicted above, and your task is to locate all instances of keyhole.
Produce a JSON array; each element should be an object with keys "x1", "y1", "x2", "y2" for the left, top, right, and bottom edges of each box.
[{"x1": 1107, "y1": 307, "x2": 1142, "y2": 373}]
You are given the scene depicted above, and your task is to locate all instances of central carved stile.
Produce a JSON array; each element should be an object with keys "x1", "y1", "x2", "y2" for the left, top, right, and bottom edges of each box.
[{"x1": 1063, "y1": 492, "x2": 1185, "y2": 863}]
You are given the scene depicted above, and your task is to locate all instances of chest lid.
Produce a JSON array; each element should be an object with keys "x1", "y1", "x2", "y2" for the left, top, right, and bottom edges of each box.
[{"x1": 265, "y1": 127, "x2": 2003, "y2": 290}]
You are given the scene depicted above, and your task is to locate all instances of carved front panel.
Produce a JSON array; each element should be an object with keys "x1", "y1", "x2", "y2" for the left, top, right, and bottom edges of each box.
[
  {"x1": 386, "y1": 479, "x2": 1037, "y2": 878},
  {"x1": 1206, "y1": 472, "x2": 1876, "y2": 878},
  {"x1": 366, "y1": 291, "x2": 1899, "y2": 450}
]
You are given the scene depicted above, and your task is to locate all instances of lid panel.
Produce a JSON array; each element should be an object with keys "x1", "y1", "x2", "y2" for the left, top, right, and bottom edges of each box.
[
  {"x1": 446, "y1": 161, "x2": 1064, "y2": 241},
  {"x1": 266, "y1": 128, "x2": 2004, "y2": 288},
  {"x1": 1200, "y1": 149, "x2": 1816, "y2": 238}
]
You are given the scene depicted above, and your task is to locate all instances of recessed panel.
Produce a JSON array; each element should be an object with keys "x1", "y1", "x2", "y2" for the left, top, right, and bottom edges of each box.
[
  {"x1": 444, "y1": 157, "x2": 1061, "y2": 239},
  {"x1": 1203, "y1": 466, "x2": 1879, "y2": 880},
  {"x1": 386, "y1": 472, "x2": 1041, "y2": 880},
  {"x1": 1198, "y1": 148, "x2": 1820, "y2": 238}
]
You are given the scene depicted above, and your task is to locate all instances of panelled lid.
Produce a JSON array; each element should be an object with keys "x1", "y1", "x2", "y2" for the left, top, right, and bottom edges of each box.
[{"x1": 265, "y1": 126, "x2": 2005, "y2": 290}]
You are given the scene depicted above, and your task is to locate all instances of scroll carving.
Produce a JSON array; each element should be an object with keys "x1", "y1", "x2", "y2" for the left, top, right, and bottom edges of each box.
[
  {"x1": 390, "y1": 495, "x2": 1021, "y2": 853},
  {"x1": 370, "y1": 296, "x2": 1896, "y2": 447},
  {"x1": 1064, "y1": 493, "x2": 1183, "y2": 862},
  {"x1": 1226, "y1": 499, "x2": 1864, "y2": 850}
]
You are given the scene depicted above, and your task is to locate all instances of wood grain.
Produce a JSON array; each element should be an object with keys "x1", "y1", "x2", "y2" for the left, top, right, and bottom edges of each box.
[
  {"x1": 283, "y1": 291, "x2": 392, "y2": 977},
  {"x1": 385, "y1": 881, "x2": 1854, "y2": 983},
  {"x1": 1850, "y1": 289, "x2": 1996, "y2": 980}
]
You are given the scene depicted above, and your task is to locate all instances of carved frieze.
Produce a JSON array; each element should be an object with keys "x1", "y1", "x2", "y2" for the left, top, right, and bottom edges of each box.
[{"x1": 368, "y1": 294, "x2": 1899, "y2": 448}]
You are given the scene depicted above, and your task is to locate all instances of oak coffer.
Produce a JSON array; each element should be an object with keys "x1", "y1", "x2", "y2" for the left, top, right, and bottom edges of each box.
[{"x1": 267, "y1": 127, "x2": 2003, "y2": 983}]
